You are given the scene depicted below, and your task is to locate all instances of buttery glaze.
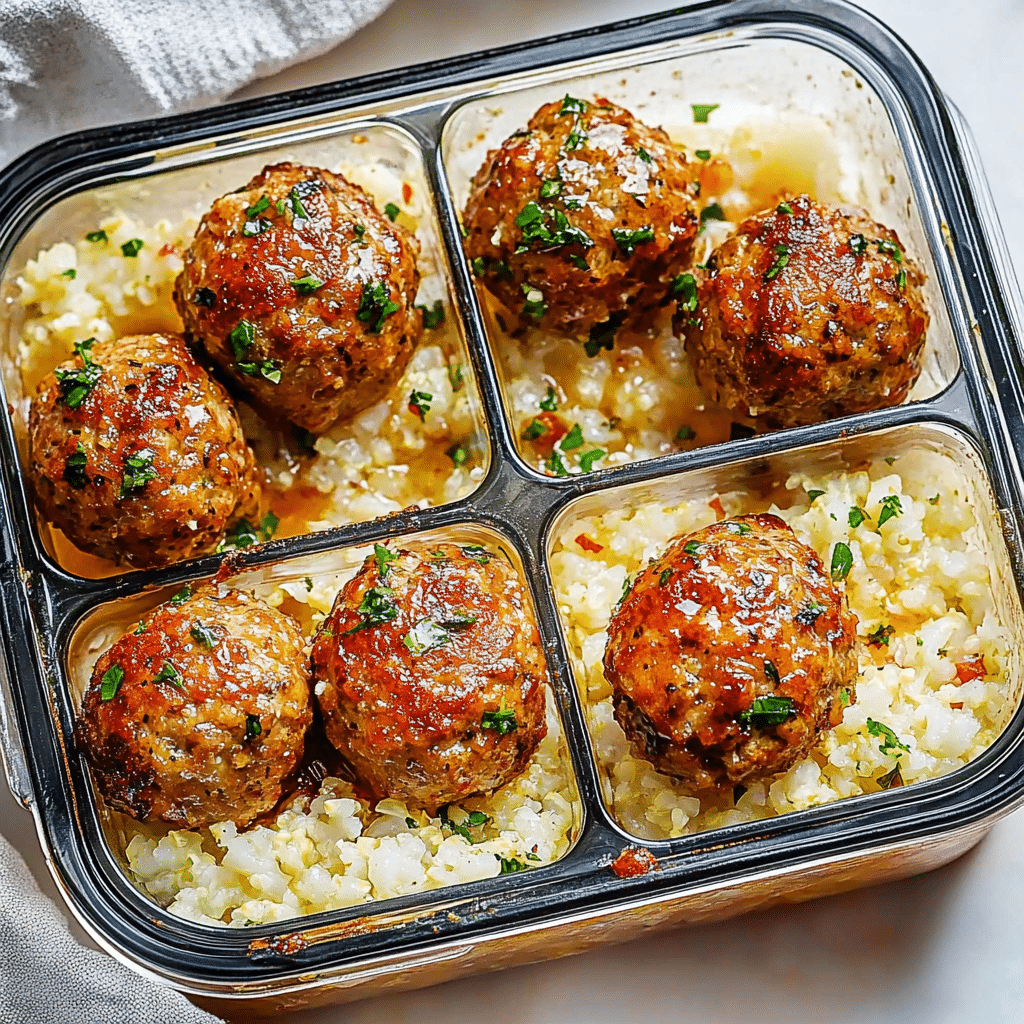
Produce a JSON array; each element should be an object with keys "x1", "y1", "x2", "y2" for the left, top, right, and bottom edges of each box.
[
  {"x1": 29, "y1": 332, "x2": 261, "y2": 568},
  {"x1": 175, "y1": 161, "x2": 423, "y2": 434},
  {"x1": 603, "y1": 513, "x2": 859, "y2": 793},
  {"x1": 311, "y1": 541, "x2": 548, "y2": 813},
  {"x1": 462, "y1": 97, "x2": 699, "y2": 338},
  {"x1": 77, "y1": 584, "x2": 312, "y2": 828}
]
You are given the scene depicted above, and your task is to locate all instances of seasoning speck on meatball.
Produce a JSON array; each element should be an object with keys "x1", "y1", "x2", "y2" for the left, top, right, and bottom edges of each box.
[
  {"x1": 77, "y1": 585, "x2": 313, "y2": 828},
  {"x1": 603, "y1": 513, "x2": 859, "y2": 793},
  {"x1": 29, "y1": 332, "x2": 261, "y2": 568},
  {"x1": 463, "y1": 96, "x2": 699, "y2": 341},
  {"x1": 310, "y1": 541, "x2": 548, "y2": 812},
  {"x1": 175, "y1": 162, "x2": 423, "y2": 434},
  {"x1": 678, "y1": 194, "x2": 929, "y2": 428}
]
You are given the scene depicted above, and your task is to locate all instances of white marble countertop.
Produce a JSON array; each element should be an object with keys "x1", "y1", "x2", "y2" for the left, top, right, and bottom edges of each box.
[{"x1": 3, "y1": 2, "x2": 1022, "y2": 1021}]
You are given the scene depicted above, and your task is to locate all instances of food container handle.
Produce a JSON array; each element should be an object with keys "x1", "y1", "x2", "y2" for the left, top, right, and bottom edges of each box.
[{"x1": 0, "y1": 566, "x2": 35, "y2": 811}]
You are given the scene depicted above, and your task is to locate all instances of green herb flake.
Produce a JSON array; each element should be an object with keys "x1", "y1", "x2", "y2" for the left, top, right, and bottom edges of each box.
[
  {"x1": 763, "y1": 243, "x2": 790, "y2": 282},
  {"x1": 739, "y1": 695, "x2": 795, "y2": 727},
  {"x1": 568, "y1": 253, "x2": 590, "y2": 271},
  {"x1": 897, "y1": 269, "x2": 907, "y2": 289},
  {"x1": 304, "y1": 577, "x2": 314, "y2": 592},
  {"x1": 928, "y1": 494, "x2": 940, "y2": 506},
  {"x1": 867, "y1": 623, "x2": 895, "y2": 648},
  {"x1": 447, "y1": 362, "x2": 464, "y2": 392},
  {"x1": 514, "y1": 201, "x2": 593, "y2": 254},
  {"x1": 838, "y1": 687, "x2": 852, "y2": 707},
  {"x1": 154, "y1": 661, "x2": 183, "y2": 689},
  {"x1": 764, "y1": 660, "x2": 781, "y2": 686},
  {"x1": 700, "y1": 202, "x2": 725, "y2": 224},
  {"x1": 275, "y1": 199, "x2": 287, "y2": 216},
  {"x1": 288, "y1": 185, "x2": 312, "y2": 222},
  {"x1": 683, "y1": 541, "x2": 701, "y2": 556},
  {"x1": 242, "y1": 215, "x2": 271, "y2": 237},
  {"x1": 245, "y1": 195, "x2": 271, "y2": 218},
  {"x1": 99, "y1": 665, "x2": 124, "y2": 702},
  {"x1": 691, "y1": 103, "x2": 719, "y2": 123},
  {"x1": 373, "y1": 544, "x2": 399, "y2": 579},
  {"x1": 418, "y1": 300, "x2": 445, "y2": 330},
  {"x1": 725, "y1": 520, "x2": 752, "y2": 536},
  {"x1": 635, "y1": 147, "x2": 652, "y2": 164},
  {"x1": 406, "y1": 817, "x2": 418, "y2": 828},
  {"x1": 218, "y1": 519, "x2": 259, "y2": 552},
  {"x1": 659, "y1": 568, "x2": 673, "y2": 586},
  {"x1": 539, "y1": 179, "x2": 563, "y2": 199},
  {"x1": 866, "y1": 718, "x2": 910, "y2": 755},
  {"x1": 671, "y1": 273, "x2": 698, "y2": 312},
  {"x1": 559, "y1": 95, "x2": 588, "y2": 115},
  {"x1": 119, "y1": 450, "x2": 158, "y2": 499},
  {"x1": 170, "y1": 585, "x2": 192, "y2": 606},
  {"x1": 85, "y1": 229, "x2": 108, "y2": 243},
  {"x1": 356, "y1": 280, "x2": 401, "y2": 333},
  {"x1": 560, "y1": 423, "x2": 584, "y2": 450},
  {"x1": 584, "y1": 313, "x2": 624, "y2": 357},
  {"x1": 848, "y1": 506, "x2": 870, "y2": 528},
  {"x1": 260, "y1": 511, "x2": 279, "y2": 541},
  {"x1": 384, "y1": 202, "x2": 401, "y2": 221},
  {"x1": 61, "y1": 268, "x2": 77, "y2": 280},
  {"x1": 849, "y1": 233, "x2": 868, "y2": 256},
  {"x1": 521, "y1": 283, "x2": 546, "y2": 320},
  {"x1": 876, "y1": 494, "x2": 903, "y2": 528},
  {"x1": 134, "y1": 621, "x2": 147, "y2": 635},
  {"x1": 461, "y1": 544, "x2": 491, "y2": 565},
  {"x1": 831, "y1": 541, "x2": 853, "y2": 581},
  {"x1": 579, "y1": 448, "x2": 605, "y2": 473},
  {"x1": 481, "y1": 703, "x2": 518, "y2": 736},
  {"x1": 795, "y1": 600, "x2": 826, "y2": 627},
  {"x1": 776, "y1": 201, "x2": 794, "y2": 215},
  {"x1": 565, "y1": 123, "x2": 588, "y2": 151},
  {"x1": 353, "y1": 224, "x2": 366, "y2": 241},
  {"x1": 876, "y1": 238, "x2": 903, "y2": 263},
  {"x1": 190, "y1": 622, "x2": 218, "y2": 649},
  {"x1": 540, "y1": 386, "x2": 558, "y2": 412},
  {"x1": 675, "y1": 424, "x2": 696, "y2": 442},
  {"x1": 499, "y1": 856, "x2": 528, "y2": 874},
  {"x1": 343, "y1": 585, "x2": 399, "y2": 635},
  {"x1": 471, "y1": 256, "x2": 486, "y2": 278},
  {"x1": 404, "y1": 617, "x2": 452, "y2": 655},
  {"x1": 694, "y1": 148, "x2": 712, "y2": 161},
  {"x1": 446, "y1": 443, "x2": 469, "y2": 467},
  {"x1": 407, "y1": 390, "x2": 433, "y2": 422},
  {"x1": 523, "y1": 418, "x2": 549, "y2": 441},
  {"x1": 611, "y1": 226, "x2": 654, "y2": 257},
  {"x1": 235, "y1": 359, "x2": 282, "y2": 385},
  {"x1": 63, "y1": 443, "x2": 88, "y2": 490},
  {"x1": 55, "y1": 338, "x2": 103, "y2": 409},
  {"x1": 290, "y1": 274, "x2": 325, "y2": 295},
  {"x1": 228, "y1": 319, "x2": 256, "y2": 361},
  {"x1": 245, "y1": 714, "x2": 262, "y2": 740},
  {"x1": 807, "y1": 489, "x2": 826, "y2": 502},
  {"x1": 546, "y1": 450, "x2": 569, "y2": 478}
]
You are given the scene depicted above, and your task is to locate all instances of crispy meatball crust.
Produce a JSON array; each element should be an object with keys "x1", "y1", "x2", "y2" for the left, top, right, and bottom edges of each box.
[
  {"x1": 77, "y1": 585, "x2": 312, "y2": 828},
  {"x1": 310, "y1": 542, "x2": 548, "y2": 812},
  {"x1": 175, "y1": 162, "x2": 422, "y2": 434},
  {"x1": 678, "y1": 194, "x2": 928, "y2": 428},
  {"x1": 603, "y1": 514, "x2": 859, "y2": 793},
  {"x1": 463, "y1": 97, "x2": 699, "y2": 338},
  {"x1": 29, "y1": 332, "x2": 260, "y2": 568}
]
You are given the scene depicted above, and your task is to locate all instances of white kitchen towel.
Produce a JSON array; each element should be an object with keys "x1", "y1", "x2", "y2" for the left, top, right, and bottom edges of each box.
[{"x1": 0, "y1": 0, "x2": 394, "y2": 167}]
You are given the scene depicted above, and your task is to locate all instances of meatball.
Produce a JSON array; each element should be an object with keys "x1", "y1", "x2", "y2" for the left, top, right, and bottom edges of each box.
[
  {"x1": 175, "y1": 162, "x2": 422, "y2": 434},
  {"x1": 310, "y1": 541, "x2": 548, "y2": 812},
  {"x1": 77, "y1": 584, "x2": 312, "y2": 828},
  {"x1": 603, "y1": 513, "x2": 858, "y2": 793},
  {"x1": 678, "y1": 194, "x2": 928, "y2": 428},
  {"x1": 29, "y1": 332, "x2": 261, "y2": 568},
  {"x1": 463, "y1": 96, "x2": 699, "y2": 339}
]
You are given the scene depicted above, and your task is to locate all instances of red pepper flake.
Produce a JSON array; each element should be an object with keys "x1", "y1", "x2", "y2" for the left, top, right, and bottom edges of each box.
[
  {"x1": 576, "y1": 533, "x2": 603, "y2": 553},
  {"x1": 521, "y1": 412, "x2": 566, "y2": 455},
  {"x1": 610, "y1": 847, "x2": 659, "y2": 878},
  {"x1": 402, "y1": 181, "x2": 413, "y2": 204},
  {"x1": 709, "y1": 496, "x2": 726, "y2": 521},
  {"x1": 955, "y1": 656, "x2": 985, "y2": 684},
  {"x1": 950, "y1": 702, "x2": 964, "y2": 710},
  {"x1": 158, "y1": 242, "x2": 176, "y2": 257}
]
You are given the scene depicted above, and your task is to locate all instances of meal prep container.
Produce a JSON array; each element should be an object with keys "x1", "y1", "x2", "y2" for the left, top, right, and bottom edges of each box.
[{"x1": 1, "y1": 0, "x2": 1023, "y2": 1013}]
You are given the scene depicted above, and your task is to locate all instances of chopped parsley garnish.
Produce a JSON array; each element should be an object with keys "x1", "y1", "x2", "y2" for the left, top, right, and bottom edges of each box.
[
  {"x1": 540, "y1": 386, "x2": 558, "y2": 411},
  {"x1": 830, "y1": 541, "x2": 853, "y2": 581},
  {"x1": 876, "y1": 238, "x2": 903, "y2": 263},
  {"x1": 725, "y1": 520, "x2": 752, "y2": 536},
  {"x1": 304, "y1": 577, "x2": 314, "y2": 592},
  {"x1": 579, "y1": 448, "x2": 605, "y2": 472},
  {"x1": 764, "y1": 660, "x2": 781, "y2": 686},
  {"x1": 876, "y1": 494, "x2": 903, "y2": 528},
  {"x1": 559, "y1": 95, "x2": 588, "y2": 115},
  {"x1": 61, "y1": 268, "x2": 77, "y2": 280},
  {"x1": 928, "y1": 494, "x2": 940, "y2": 506},
  {"x1": 170, "y1": 585, "x2": 192, "y2": 606},
  {"x1": 523, "y1": 418, "x2": 548, "y2": 441},
  {"x1": 384, "y1": 202, "x2": 400, "y2": 221},
  {"x1": 481, "y1": 701, "x2": 518, "y2": 736},
  {"x1": 290, "y1": 274, "x2": 325, "y2": 295},
  {"x1": 565, "y1": 122, "x2": 587, "y2": 150},
  {"x1": 539, "y1": 179, "x2": 563, "y2": 199},
  {"x1": 193, "y1": 287, "x2": 216, "y2": 308},
  {"x1": 739, "y1": 695, "x2": 795, "y2": 727},
  {"x1": 218, "y1": 519, "x2": 259, "y2": 551},
  {"x1": 763, "y1": 243, "x2": 790, "y2": 282},
  {"x1": 849, "y1": 233, "x2": 868, "y2": 256},
  {"x1": 259, "y1": 511, "x2": 279, "y2": 541},
  {"x1": 288, "y1": 184, "x2": 313, "y2": 221},
  {"x1": 373, "y1": 544, "x2": 399, "y2": 578},
  {"x1": 99, "y1": 665, "x2": 124, "y2": 702},
  {"x1": 546, "y1": 450, "x2": 569, "y2": 477},
  {"x1": 560, "y1": 423, "x2": 584, "y2": 450},
  {"x1": 228, "y1": 319, "x2": 256, "y2": 360},
  {"x1": 499, "y1": 856, "x2": 528, "y2": 874},
  {"x1": 635, "y1": 147, "x2": 652, "y2": 164},
  {"x1": 672, "y1": 273, "x2": 698, "y2": 311},
  {"x1": 55, "y1": 338, "x2": 103, "y2": 409},
  {"x1": 471, "y1": 256, "x2": 486, "y2": 277},
  {"x1": 85, "y1": 229, "x2": 108, "y2": 243},
  {"x1": 446, "y1": 443, "x2": 469, "y2": 467},
  {"x1": 807, "y1": 489, "x2": 826, "y2": 502},
  {"x1": 134, "y1": 621, "x2": 147, "y2": 635},
  {"x1": 63, "y1": 443, "x2": 88, "y2": 489},
  {"x1": 403, "y1": 617, "x2": 453, "y2": 655},
  {"x1": 447, "y1": 362, "x2": 464, "y2": 392},
  {"x1": 897, "y1": 269, "x2": 907, "y2": 289},
  {"x1": 611, "y1": 225, "x2": 654, "y2": 256},
  {"x1": 568, "y1": 253, "x2": 590, "y2": 271},
  {"x1": 154, "y1": 661, "x2": 183, "y2": 689},
  {"x1": 521, "y1": 283, "x2": 546, "y2": 320},
  {"x1": 776, "y1": 201, "x2": 794, "y2": 215},
  {"x1": 676, "y1": 425, "x2": 696, "y2": 442},
  {"x1": 245, "y1": 714, "x2": 262, "y2": 740},
  {"x1": 867, "y1": 623, "x2": 895, "y2": 647},
  {"x1": 691, "y1": 103, "x2": 719, "y2": 123},
  {"x1": 877, "y1": 763, "x2": 903, "y2": 789},
  {"x1": 408, "y1": 389, "x2": 432, "y2": 421},
  {"x1": 866, "y1": 718, "x2": 910, "y2": 755},
  {"x1": 683, "y1": 541, "x2": 701, "y2": 556},
  {"x1": 242, "y1": 214, "x2": 272, "y2": 237},
  {"x1": 839, "y1": 687, "x2": 852, "y2": 707},
  {"x1": 694, "y1": 148, "x2": 712, "y2": 160},
  {"x1": 848, "y1": 506, "x2": 870, "y2": 528},
  {"x1": 190, "y1": 622, "x2": 218, "y2": 649},
  {"x1": 235, "y1": 359, "x2": 282, "y2": 385},
  {"x1": 418, "y1": 300, "x2": 445, "y2": 330},
  {"x1": 343, "y1": 586, "x2": 399, "y2": 635},
  {"x1": 514, "y1": 202, "x2": 593, "y2": 253},
  {"x1": 353, "y1": 224, "x2": 366, "y2": 241},
  {"x1": 659, "y1": 568, "x2": 673, "y2": 586},
  {"x1": 119, "y1": 450, "x2": 157, "y2": 498},
  {"x1": 245, "y1": 195, "x2": 271, "y2": 218},
  {"x1": 275, "y1": 199, "x2": 287, "y2": 216},
  {"x1": 461, "y1": 544, "x2": 491, "y2": 564},
  {"x1": 585, "y1": 311, "x2": 626, "y2": 357},
  {"x1": 356, "y1": 280, "x2": 401, "y2": 333},
  {"x1": 700, "y1": 202, "x2": 725, "y2": 224}
]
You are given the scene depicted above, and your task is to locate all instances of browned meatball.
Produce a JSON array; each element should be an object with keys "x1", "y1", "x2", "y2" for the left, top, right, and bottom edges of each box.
[
  {"x1": 310, "y1": 542, "x2": 548, "y2": 812},
  {"x1": 603, "y1": 514, "x2": 858, "y2": 793},
  {"x1": 677, "y1": 194, "x2": 928, "y2": 429},
  {"x1": 76, "y1": 585, "x2": 312, "y2": 828},
  {"x1": 29, "y1": 333, "x2": 260, "y2": 568},
  {"x1": 463, "y1": 96, "x2": 699, "y2": 340},
  {"x1": 175, "y1": 162, "x2": 422, "y2": 434}
]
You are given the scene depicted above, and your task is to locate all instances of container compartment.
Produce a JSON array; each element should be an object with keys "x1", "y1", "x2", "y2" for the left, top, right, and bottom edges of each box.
[
  {"x1": 440, "y1": 36, "x2": 960, "y2": 477},
  {"x1": 1, "y1": 121, "x2": 490, "y2": 579},
  {"x1": 547, "y1": 421, "x2": 1024, "y2": 840}
]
